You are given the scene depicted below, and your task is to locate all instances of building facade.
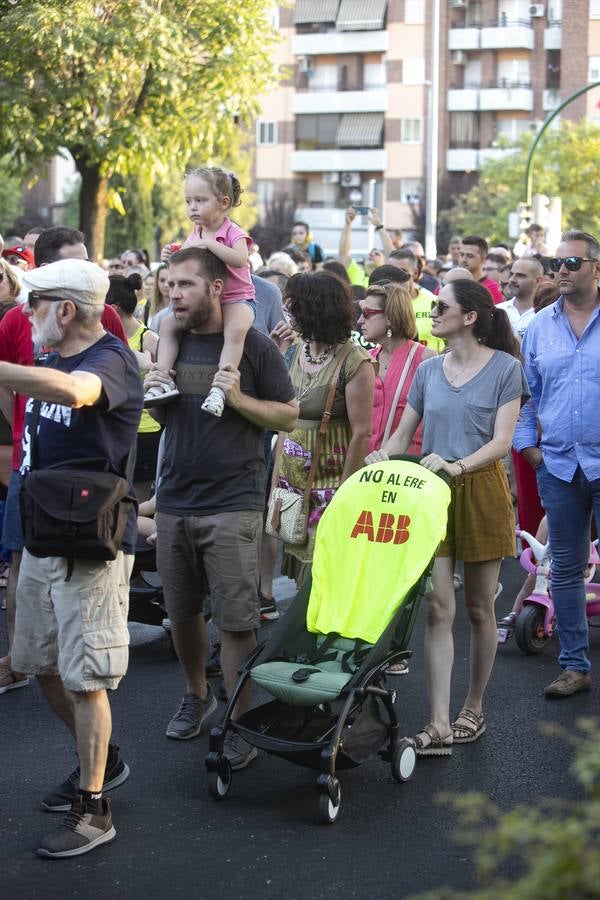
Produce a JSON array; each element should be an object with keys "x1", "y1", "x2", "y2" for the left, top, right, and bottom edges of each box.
[{"x1": 254, "y1": 0, "x2": 600, "y2": 253}]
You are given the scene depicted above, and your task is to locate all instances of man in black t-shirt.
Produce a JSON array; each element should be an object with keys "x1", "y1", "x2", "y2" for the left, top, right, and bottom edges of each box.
[
  {"x1": 6, "y1": 258, "x2": 142, "y2": 859},
  {"x1": 145, "y1": 247, "x2": 298, "y2": 770}
]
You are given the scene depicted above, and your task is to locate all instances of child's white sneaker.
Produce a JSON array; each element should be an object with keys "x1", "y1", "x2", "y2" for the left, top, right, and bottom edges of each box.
[
  {"x1": 143, "y1": 382, "x2": 180, "y2": 408},
  {"x1": 201, "y1": 387, "x2": 225, "y2": 417}
]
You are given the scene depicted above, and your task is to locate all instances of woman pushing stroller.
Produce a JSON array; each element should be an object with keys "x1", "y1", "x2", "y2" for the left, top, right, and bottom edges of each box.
[{"x1": 367, "y1": 280, "x2": 529, "y2": 755}]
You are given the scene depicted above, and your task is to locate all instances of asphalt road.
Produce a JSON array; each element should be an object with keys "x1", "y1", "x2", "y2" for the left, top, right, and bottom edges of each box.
[{"x1": 2, "y1": 557, "x2": 597, "y2": 900}]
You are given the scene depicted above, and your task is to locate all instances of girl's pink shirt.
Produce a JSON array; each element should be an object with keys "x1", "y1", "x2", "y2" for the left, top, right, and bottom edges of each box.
[{"x1": 184, "y1": 217, "x2": 255, "y2": 303}]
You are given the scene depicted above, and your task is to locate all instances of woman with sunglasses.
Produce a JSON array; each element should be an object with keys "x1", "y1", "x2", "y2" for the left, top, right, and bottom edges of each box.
[
  {"x1": 275, "y1": 271, "x2": 375, "y2": 588},
  {"x1": 360, "y1": 281, "x2": 435, "y2": 457},
  {"x1": 367, "y1": 279, "x2": 528, "y2": 755}
]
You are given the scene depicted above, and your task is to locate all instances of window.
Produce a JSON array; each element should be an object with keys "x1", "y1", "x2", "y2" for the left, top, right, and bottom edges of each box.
[
  {"x1": 257, "y1": 121, "x2": 277, "y2": 145},
  {"x1": 590, "y1": 0, "x2": 600, "y2": 17},
  {"x1": 296, "y1": 114, "x2": 340, "y2": 150},
  {"x1": 256, "y1": 180, "x2": 275, "y2": 205},
  {"x1": 496, "y1": 118, "x2": 531, "y2": 142},
  {"x1": 449, "y1": 112, "x2": 479, "y2": 148},
  {"x1": 589, "y1": 57, "x2": 600, "y2": 82},
  {"x1": 400, "y1": 118, "x2": 423, "y2": 143},
  {"x1": 546, "y1": 50, "x2": 560, "y2": 89},
  {"x1": 404, "y1": 0, "x2": 425, "y2": 23},
  {"x1": 400, "y1": 179, "x2": 422, "y2": 205},
  {"x1": 403, "y1": 58, "x2": 425, "y2": 85},
  {"x1": 310, "y1": 64, "x2": 338, "y2": 91},
  {"x1": 363, "y1": 62, "x2": 386, "y2": 90},
  {"x1": 497, "y1": 58, "x2": 530, "y2": 88}
]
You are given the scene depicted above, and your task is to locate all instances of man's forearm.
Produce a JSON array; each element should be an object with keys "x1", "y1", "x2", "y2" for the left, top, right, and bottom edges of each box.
[
  {"x1": 233, "y1": 395, "x2": 299, "y2": 431},
  {"x1": 0, "y1": 362, "x2": 99, "y2": 407}
]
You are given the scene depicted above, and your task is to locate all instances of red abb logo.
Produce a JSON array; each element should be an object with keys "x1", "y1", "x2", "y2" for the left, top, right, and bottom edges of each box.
[{"x1": 350, "y1": 511, "x2": 411, "y2": 544}]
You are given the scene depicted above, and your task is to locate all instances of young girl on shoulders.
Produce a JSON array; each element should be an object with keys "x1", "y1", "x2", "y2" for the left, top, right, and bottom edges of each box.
[{"x1": 144, "y1": 166, "x2": 255, "y2": 416}]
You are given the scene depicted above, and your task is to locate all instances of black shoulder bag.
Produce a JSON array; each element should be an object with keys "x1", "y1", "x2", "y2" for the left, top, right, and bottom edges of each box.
[{"x1": 20, "y1": 400, "x2": 137, "y2": 580}]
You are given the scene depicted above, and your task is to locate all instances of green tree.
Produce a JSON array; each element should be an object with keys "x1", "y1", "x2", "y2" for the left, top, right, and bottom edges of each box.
[
  {"x1": 440, "y1": 121, "x2": 600, "y2": 244},
  {"x1": 0, "y1": 0, "x2": 278, "y2": 259},
  {"x1": 0, "y1": 157, "x2": 24, "y2": 234}
]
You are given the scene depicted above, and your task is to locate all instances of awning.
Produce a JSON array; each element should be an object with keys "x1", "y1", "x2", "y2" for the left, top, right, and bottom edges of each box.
[
  {"x1": 336, "y1": 113, "x2": 384, "y2": 147},
  {"x1": 336, "y1": 0, "x2": 387, "y2": 30},
  {"x1": 294, "y1": 0, "x2": 340, "y2": 24}
]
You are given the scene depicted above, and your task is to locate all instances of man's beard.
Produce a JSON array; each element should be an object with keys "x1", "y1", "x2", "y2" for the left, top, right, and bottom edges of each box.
[{"x1": 32, "y1": 303, "x2": 63, "y2": 349}]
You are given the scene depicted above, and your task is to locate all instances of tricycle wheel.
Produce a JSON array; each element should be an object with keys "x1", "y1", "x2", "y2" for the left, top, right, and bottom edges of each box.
[
  {"x1": 391, "y1": 739, "x2": 416, "y2": 782},
  {"x1": 207, "y1": 759, "x2": 232, "y2": 800},
  {"x1": 515, "y1": 604, "x2": 551, "y2": 655}
]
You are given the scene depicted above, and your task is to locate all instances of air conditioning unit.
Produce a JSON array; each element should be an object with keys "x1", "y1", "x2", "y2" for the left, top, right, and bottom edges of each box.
[
  {"x1": 529, "y1": 3, "x2": 545, "y2": 16},
  {"x1": 452, "y1": 51, "x2": 467, "y2": 65},
  {"x1": 340, "y1": 172, "x2": 361, "y2": 187},
  {"x1": 298, "y1": 56, "x2": 313, "y2": 75},
  {"x1": 451, "y1": 0, "x2": 467, "y2": 7},
  {"x1": 322, "y1": 172, "x2": 340, "y2": 184}
]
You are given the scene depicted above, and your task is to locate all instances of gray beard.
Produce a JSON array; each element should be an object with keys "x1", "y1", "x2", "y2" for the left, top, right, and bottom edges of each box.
[{"x1": 31, "y1": 304, "x2": 63, "y2": 348}]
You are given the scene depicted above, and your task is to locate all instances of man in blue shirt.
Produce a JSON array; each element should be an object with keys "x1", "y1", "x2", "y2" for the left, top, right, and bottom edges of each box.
[{"x1": 514, "y1": 230, "x2": 600, "y2": 697}]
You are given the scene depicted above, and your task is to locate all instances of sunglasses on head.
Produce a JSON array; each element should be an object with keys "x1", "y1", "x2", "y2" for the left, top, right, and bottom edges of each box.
[
  {"x1": 28, "y1": 291, "x2": 65, "y2": 311},
  {"x1": 548, "y1": 256, "x2": 596, "y2": 273},
  {"x1": 431, "y1": 299, "x2": 451, "y2": 315}
]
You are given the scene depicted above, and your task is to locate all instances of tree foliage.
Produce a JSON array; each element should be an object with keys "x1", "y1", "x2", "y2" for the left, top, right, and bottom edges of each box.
[
  {"x1": 440, "y1": 121, "x2": 600, "y2": 245},
  {"x1": 0, "y1": 0, "x2": 279, "y2": 258},
  {"x1": 412, "y1": 718, "x2": 600, "y2": 899}
]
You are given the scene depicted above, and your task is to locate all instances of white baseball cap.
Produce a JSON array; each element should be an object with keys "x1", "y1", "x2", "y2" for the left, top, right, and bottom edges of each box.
[{"x1": 22, "y1": 258, "x2": 109, "y2": 307}]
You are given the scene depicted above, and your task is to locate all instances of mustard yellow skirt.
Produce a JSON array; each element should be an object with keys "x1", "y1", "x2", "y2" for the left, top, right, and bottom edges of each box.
[{"x1": 438, "y1": 461, "x2": 515, "y2": 562}]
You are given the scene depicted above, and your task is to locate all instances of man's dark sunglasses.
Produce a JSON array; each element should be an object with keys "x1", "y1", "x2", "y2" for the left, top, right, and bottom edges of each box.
[
  {"x1": 548, "y1": 256, "x2": 596, "y2": 273},
  {"x1": 28, "y1": 291, "x2": 65, "y2": 310}
]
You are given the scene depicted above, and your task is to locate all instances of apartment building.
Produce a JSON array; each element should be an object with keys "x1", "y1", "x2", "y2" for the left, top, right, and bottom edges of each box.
[
  {"x1": 254, "y1": 0, "x2": 432, "y2": 252},
  {"x1": 254, "y1": 0, "x2": 600, "y2": 253}
]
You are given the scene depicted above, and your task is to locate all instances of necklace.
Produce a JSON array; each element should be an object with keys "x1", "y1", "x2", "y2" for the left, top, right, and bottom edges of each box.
[
  {"x1": 444, "y1": 352, "x2": 481, "y2": 386},
  {"x1": 304, "y1": 341, "x2": 332, "y2": 365}
]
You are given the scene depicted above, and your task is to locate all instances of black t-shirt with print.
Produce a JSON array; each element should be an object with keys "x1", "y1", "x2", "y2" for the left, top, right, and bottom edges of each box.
[
  {"x1": 20, "y1": 333, "x2": 143, "y2": 553},
  {"x1": 157, "y1": 328, "x2": 295, "y2": 517}
]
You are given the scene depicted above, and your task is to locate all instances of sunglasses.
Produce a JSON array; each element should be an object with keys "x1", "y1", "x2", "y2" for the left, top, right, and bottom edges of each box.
[
  {"x1": 548, "y1": 256, "x2": 596, "y2": 273},
  {"x1": 28, "y1": 291, "x2": 65, "y2": 311},
  {"x1": 360, "y1": 307, "x2": 385, "y2": 319},
  {"x1": 431, "y1": 299, "x2": 451, "y2": 315}
]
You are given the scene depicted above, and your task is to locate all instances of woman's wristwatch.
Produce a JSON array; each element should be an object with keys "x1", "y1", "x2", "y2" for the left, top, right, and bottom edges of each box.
[{"x1": 455, "y1": 459, "x2": 467, "y2": 475}]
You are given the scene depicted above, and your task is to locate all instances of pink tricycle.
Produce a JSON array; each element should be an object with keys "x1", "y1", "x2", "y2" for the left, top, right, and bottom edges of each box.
[{"x1": 497, "y1": 529, "x2": 600, "y2": 655}]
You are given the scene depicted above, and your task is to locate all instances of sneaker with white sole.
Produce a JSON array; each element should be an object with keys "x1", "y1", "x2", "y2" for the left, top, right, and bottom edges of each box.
[
  {"x1": 42, "y1": 743, "x2": 130, "y2": 812},
  {"x1": 143, "y1": 382, "x2": 180, "y2": 408},
  {"x1": 37, "y1": 796, "x2": 116, "y2": 858},
  {"x1": 259, "y1": 595, "x2": 279, "y2": 621},
  {"x1": 223, "y1": 732, "x2": 258, "y2": 770},
  {"x1": 0, "y1": 666, "x2": 29, "y2": 695},
  {"x1": 201, "y1": 387, "x2": 225, "y2": 417},
  {"x1": 166, "y1": 686, "x2": 217, "y2": 740}
]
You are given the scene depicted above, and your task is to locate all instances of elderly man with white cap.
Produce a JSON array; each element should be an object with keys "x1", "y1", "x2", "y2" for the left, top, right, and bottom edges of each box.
[{"x1": 5, "y1": 258, "x2": 142, "y2": 859}]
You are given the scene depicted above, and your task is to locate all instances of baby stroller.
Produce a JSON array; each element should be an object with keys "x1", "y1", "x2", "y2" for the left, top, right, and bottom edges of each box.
[{"x1": 205, "y1": 459, "x2": 450, "y2": 823}]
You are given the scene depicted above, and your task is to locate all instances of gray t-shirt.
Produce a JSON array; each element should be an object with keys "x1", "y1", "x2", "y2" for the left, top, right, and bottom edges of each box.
[
  {"x1": 252, "y1": 274, "x2": 285, "y2": 337},
  {"x1": 407, "y1": 350, "x2": 530, "y2": 460}
]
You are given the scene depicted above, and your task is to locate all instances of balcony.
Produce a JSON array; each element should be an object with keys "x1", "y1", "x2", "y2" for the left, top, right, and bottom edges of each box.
[
  {"x1": 481, "y1": 22, "x2": 534, "y2": 49},
  {"x1": 448, "y1": 20, "x2": 534, "y2": 51},
  {"x1": 293, "y1": 88, "x2": 387, "y2": 115},
  {"x1": 447, "y1": 88, "x2": 480, "y2": 111},
  {"x1": 293, "y1": 30, "x2": 388, "y2": 55},
  {"x1": 543, "y1": 88, "x2": 561, "y2": 111},
  {"x1": 447, "y1": 146, "x2": 516, "y2": 172},
  {"x1": 448, "y1": 27, "x2": 480, "y2": 50},
  {"x1": 480, "y1": 85, "x2": 533, "y2": 111},
  {"x1": 544, "y1": 25, "x2": 562, "y2": 49},
  {"x1": 290, "y1": 148, "x2": 386, "y2": 172},
  {"x1": 449, "y1": 83, "x2": 533, "y2": 112}
]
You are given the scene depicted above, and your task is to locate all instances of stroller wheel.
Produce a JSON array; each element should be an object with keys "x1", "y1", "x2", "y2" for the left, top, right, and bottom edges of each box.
[
  {"x1": 317, "y1": 777, "x2": 341, "y2": 824},
  {"x1": 207, "y1": 759, "x2": 232, "y2": 801},
  {"x1": 391, "y1": 739, "x2": 416, "y2": 783}
]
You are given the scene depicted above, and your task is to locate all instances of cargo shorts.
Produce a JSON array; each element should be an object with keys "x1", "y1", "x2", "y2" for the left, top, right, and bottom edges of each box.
[{"x1": 12, "y1": 550, "x2": 133, "y2": 692}]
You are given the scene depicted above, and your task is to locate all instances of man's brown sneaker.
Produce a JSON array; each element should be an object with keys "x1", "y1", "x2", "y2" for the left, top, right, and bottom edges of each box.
[
  {"x1": 37, "y1": 796, "x2": 116, "y2": 858},
  {"x1": 544, "y1": 670, "x2": 592, "y2": 698}
]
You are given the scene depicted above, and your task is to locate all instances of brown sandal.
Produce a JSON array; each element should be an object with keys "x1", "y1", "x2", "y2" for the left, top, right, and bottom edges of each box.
[
  {"x1": 410, "y1": 723, "x2": 453, "y2": 757},
  {"x1": 451, "y1": 708, "x2": 485, "y2": 743}
]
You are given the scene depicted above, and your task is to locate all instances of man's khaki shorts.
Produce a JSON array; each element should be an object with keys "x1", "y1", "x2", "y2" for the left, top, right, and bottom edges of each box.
[
  {"x1": 155, "y1": 510, "x2": 262, "y2": 632},
  {"x1": 12, "y1": 550, "x2": 133, "y2": 692}
]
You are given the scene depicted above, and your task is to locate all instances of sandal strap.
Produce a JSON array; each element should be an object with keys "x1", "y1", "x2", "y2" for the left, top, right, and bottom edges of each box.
[
  {"x1": 455, "y1": 708, "x2": 483, "y2": 728},
  {"x1": 413, "y1": 723, "x2": 443, "y2": 750}
]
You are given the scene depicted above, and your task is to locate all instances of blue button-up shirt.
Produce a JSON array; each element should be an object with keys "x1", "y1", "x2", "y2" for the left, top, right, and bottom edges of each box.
[{"x1": 513, "y1": 296, "x2": 600, "y2": 482}]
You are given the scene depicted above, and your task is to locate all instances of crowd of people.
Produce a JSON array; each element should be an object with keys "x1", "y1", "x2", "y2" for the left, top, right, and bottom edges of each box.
[{"x1": 0, "y1": 166, "x2": 597, "y2": 859}]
